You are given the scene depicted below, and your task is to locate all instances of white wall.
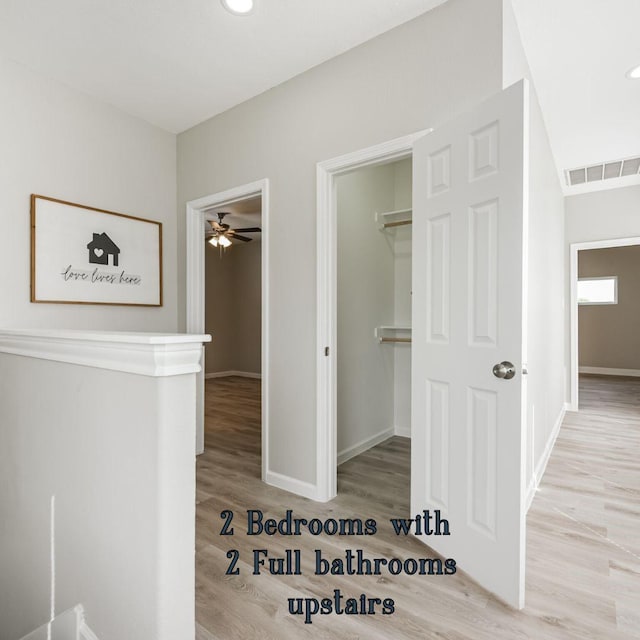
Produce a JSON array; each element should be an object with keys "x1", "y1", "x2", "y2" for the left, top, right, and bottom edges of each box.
[
  {"x1": 0, "y1": 55, "x2": 177, "y2": 332},
  {"x1": 503, "y1": 0, "x2": 567, "y2": 497},
  {"x1": 525, "y1": 97, "x2": 566, "y2": 492},
  {"x1": 177, "y1": 0, "x2": 504, "y2": 489},
  {"x1": 0, "y1": 345, "x2": 197, "y2": 640},
  {"x1": 205, "y1": 241, "x2": 261, "y2": 375},
  {"x1": 502, "y1": 0, "x2": 533, "y2": 90},
  {"x1": 566, "y1": 185, "x2": 640, "y2": 243},
  {"x1": 0, "y1": 54, "x2": 182, "y2": 640}
]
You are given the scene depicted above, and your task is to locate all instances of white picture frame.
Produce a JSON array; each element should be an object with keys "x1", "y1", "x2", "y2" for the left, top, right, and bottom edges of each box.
[{"x1": 31, "y1": 195, "x2": 163, "y2": 306}]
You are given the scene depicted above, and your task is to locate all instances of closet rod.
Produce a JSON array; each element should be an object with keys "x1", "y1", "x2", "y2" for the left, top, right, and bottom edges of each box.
[
  {"x1": 379, "y1": 207, "x2": 412, "y2": 217},
  {"x1": 379, "y1": 337, "x2": 412, "y2": 344},
  {"x1": 382, "y1": 219, "x2": 412, "y2": 229}
]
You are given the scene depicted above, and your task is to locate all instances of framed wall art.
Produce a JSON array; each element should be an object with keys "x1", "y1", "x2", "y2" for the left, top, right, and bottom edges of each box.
[{"x1": 30, "y1": 195, "x2": 163, "y2": 306}]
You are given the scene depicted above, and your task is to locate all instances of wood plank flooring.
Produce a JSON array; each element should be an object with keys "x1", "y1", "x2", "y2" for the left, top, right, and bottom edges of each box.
[{"x1": 195, "y1": 375, "x2": 640, "y2": 639}]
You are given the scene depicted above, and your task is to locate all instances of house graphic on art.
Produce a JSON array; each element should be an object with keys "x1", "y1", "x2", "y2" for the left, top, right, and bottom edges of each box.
[{"x1": 87, "y1": 232, "x2": 120, "y2": 266}]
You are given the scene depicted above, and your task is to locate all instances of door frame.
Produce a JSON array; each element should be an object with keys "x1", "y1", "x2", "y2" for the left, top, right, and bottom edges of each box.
[
  {"x1": 186, "y1": 179, "x2": 270, "y2": 482},
  {"x1": 569, "y1": 235, "x2": 640, "y2": 410},
  {"x1": 316, "y1": 131, "x2": 430, "y2": 502}
]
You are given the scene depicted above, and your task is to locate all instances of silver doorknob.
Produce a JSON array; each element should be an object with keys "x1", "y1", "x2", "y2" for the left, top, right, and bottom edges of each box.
[{"x1": 493, "y1": 361, "x2": 516, "y2": 380}]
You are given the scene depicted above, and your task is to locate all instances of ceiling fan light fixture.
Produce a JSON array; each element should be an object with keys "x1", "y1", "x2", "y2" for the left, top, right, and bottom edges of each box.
[
  {"x1": 221, "y1": 0, "x2": 255, "y2": 16},
  {"x1": 219, "y1": 235, "x2": 232, "y2": 248},
  {"x1": 626, "y1": 64, "x2": 640, "y2": 80},
  {"x1": 208, "y1": 236, "x2": 219, "y2": 247}
]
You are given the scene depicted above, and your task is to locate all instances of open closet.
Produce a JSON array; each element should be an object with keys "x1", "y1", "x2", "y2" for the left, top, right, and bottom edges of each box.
[{"x1": 335, "y1": 157, "x2": 412, "y2": 472}]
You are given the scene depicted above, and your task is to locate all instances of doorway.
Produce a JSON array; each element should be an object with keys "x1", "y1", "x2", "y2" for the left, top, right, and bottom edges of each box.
[
  {"x1": 569, "y1": 236, "x2": 640, "y2": 410},
  {"x1": 204, "y1": 196, "x2": 262, "y2": 381},
  {"x1": 185, "y1": 179, "x2": 269, "y2": 483}
]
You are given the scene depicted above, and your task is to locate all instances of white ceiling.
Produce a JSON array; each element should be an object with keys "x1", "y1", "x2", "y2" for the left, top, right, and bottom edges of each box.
[
  {"x1": 511, "y1": 0, "x2": 640, "y2": 194},
  {"x1": 0, "y1": 0, "x2": 446, "y2": 133},
  {"x1": 2, "y1": 0, "x2": 636, "y2": 196}
]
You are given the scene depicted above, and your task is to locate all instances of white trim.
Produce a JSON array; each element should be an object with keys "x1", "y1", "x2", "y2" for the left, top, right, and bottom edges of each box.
[
  {"x1": 579, "y1": 366, "x2": 640, "y2": 378},
  {"x1": 19, "y1": 605, "x2": 99, "y2": 640},
  {"x1": 563, "y1": 172, "x2": 640, "y2": 197},
  {"x1": 205, "y1": 370, "x2": 262, "y2": 379},
  {"x1": 0, "y1": 328, "x2": 210, "y2": 344},
  {"x1": 186, "y1": 179, "x2": 270, "y2": 469},
  {"x1": 394, "y1": 426, "x2": 411, "y2": 438},
  {"x1": 79, "y1": 622, "x2": 100, "y2": 640},
  {"x1": 264, "y1": 470, "x2": 321, "y2": 501},
  {"x1": 569, "y1": 235, "x2": 640, "y2": 410},
  {"x1": 337, "y1": 427, "x2": 394, "y2": 466},
  {"x1": 18, "y1": 625, "x2": 47, "y2": 640},
  {"x1": 50, "y1": 495, "x2": 55, "y2": 623},
  {"x1": 0, "y1": 330, "x2": 209, "y2": 377},
  {"x1": 525, "y1": 404, "x2": 566, "y2": 512},
  {"x1": 316, "y1": 130, "x2": 431, "y2": 502}
]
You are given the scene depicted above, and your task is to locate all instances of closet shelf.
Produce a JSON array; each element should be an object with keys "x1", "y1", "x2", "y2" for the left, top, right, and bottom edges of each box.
[
  {"x1": 375, "y1": 208, "x2": 412, "y2": 230},
  {"x1": 375, "y1": 326, "x2": 412, "y2": 344}
]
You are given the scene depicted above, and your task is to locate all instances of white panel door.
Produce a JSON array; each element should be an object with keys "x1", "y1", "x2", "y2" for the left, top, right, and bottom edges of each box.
[{"x1": 412, "y1": 80, "x2": 528, "y2": 608}]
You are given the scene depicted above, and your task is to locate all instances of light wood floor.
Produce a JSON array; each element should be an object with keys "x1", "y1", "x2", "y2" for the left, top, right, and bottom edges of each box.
[{"x1": 195, "y1": 375, "x2": 640, "y2": 639}]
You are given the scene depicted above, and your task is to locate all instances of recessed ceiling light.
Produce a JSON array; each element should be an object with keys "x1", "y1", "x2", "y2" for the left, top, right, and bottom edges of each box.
[
  {"x1": 221, "y1": 0, "x2": 254, "y2": 15},
  {"x1": 626, "y1": 64, "x2": 640, "y2": 80}
]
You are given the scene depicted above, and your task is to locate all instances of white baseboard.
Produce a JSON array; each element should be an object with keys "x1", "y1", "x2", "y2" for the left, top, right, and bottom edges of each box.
[
  {"x1": 338, "y1": 427, "x2": 394, "y2": 466},
  {"x1": 265, "y1": 470, "x2": 320, "y2": 501},
  {"x1": 205, "y1": 370, "x2": 262, "y2": 380},
  {"x1": 579, "y1": 366, "x2": 640, "y2": 378},
  {"x1": 525, "y1": 404, "x2": 566, "y2": 512},
  {"x1": 525, "y1": 477, "x2": 537, "y2": 514},
  {"x1": 394, "y1": 425, "x2": 411, "y2": 439}
]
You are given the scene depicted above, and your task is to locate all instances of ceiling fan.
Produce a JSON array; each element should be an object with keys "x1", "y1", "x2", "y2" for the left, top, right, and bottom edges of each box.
[{"x1": 206, "y1": 212, "x2": 261, "y2": 248}]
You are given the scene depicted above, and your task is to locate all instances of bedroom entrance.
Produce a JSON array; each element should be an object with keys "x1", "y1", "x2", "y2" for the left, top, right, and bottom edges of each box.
[
  {"x1": 185, "y1": 180, "x2": 269, "y2": 481},
  {"x1": 569, "y1": 236, "x2": 640, "y2": 409}
]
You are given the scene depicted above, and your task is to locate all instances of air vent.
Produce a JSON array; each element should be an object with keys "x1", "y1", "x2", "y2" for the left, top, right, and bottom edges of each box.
[
  {"x1": 586, "y1": 165, "x2": 603, "y2": 182},
  {"x1": 621, "y1": 157, "x2": 640, "y2": 176},
  {"x1": 566, "y1": 156, "x2": 640, "y2": 186}
]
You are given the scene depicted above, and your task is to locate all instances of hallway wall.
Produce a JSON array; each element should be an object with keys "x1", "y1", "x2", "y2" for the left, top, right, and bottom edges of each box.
[
  {"x1": 178, "y1": 0, "x2": 504, "y2": 491},
  {"x1": 0, "y1": 55, "x2": 177, "y2": 332},
  {"x1": 503, "y1": 0, "x2": 566, "y2": 499}
]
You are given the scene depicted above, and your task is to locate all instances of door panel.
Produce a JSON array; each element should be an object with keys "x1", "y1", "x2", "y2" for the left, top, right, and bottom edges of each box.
[
  {"x1": 412, "y1": 80, "x2": 528, "y2": 609},
  {"x1": 426, "y1": 213, "x2": 451, "y2": 343}
]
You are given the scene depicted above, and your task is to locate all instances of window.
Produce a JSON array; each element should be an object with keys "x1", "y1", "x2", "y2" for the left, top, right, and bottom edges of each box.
[{"x1": 577, "y1": 276, "x2": 618, "y2": 305}]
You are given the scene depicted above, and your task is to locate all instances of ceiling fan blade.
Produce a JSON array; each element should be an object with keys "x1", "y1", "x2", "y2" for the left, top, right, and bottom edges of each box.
[
  {"x1": 230, "y1": 233, "x2": 252, "y2": 242},
  {"x1": 210, "y1": 220, "x2": 226, "y2": 232},
  {"x1": 232, "y1": 227, "x2": 261, "y2": 233}
]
